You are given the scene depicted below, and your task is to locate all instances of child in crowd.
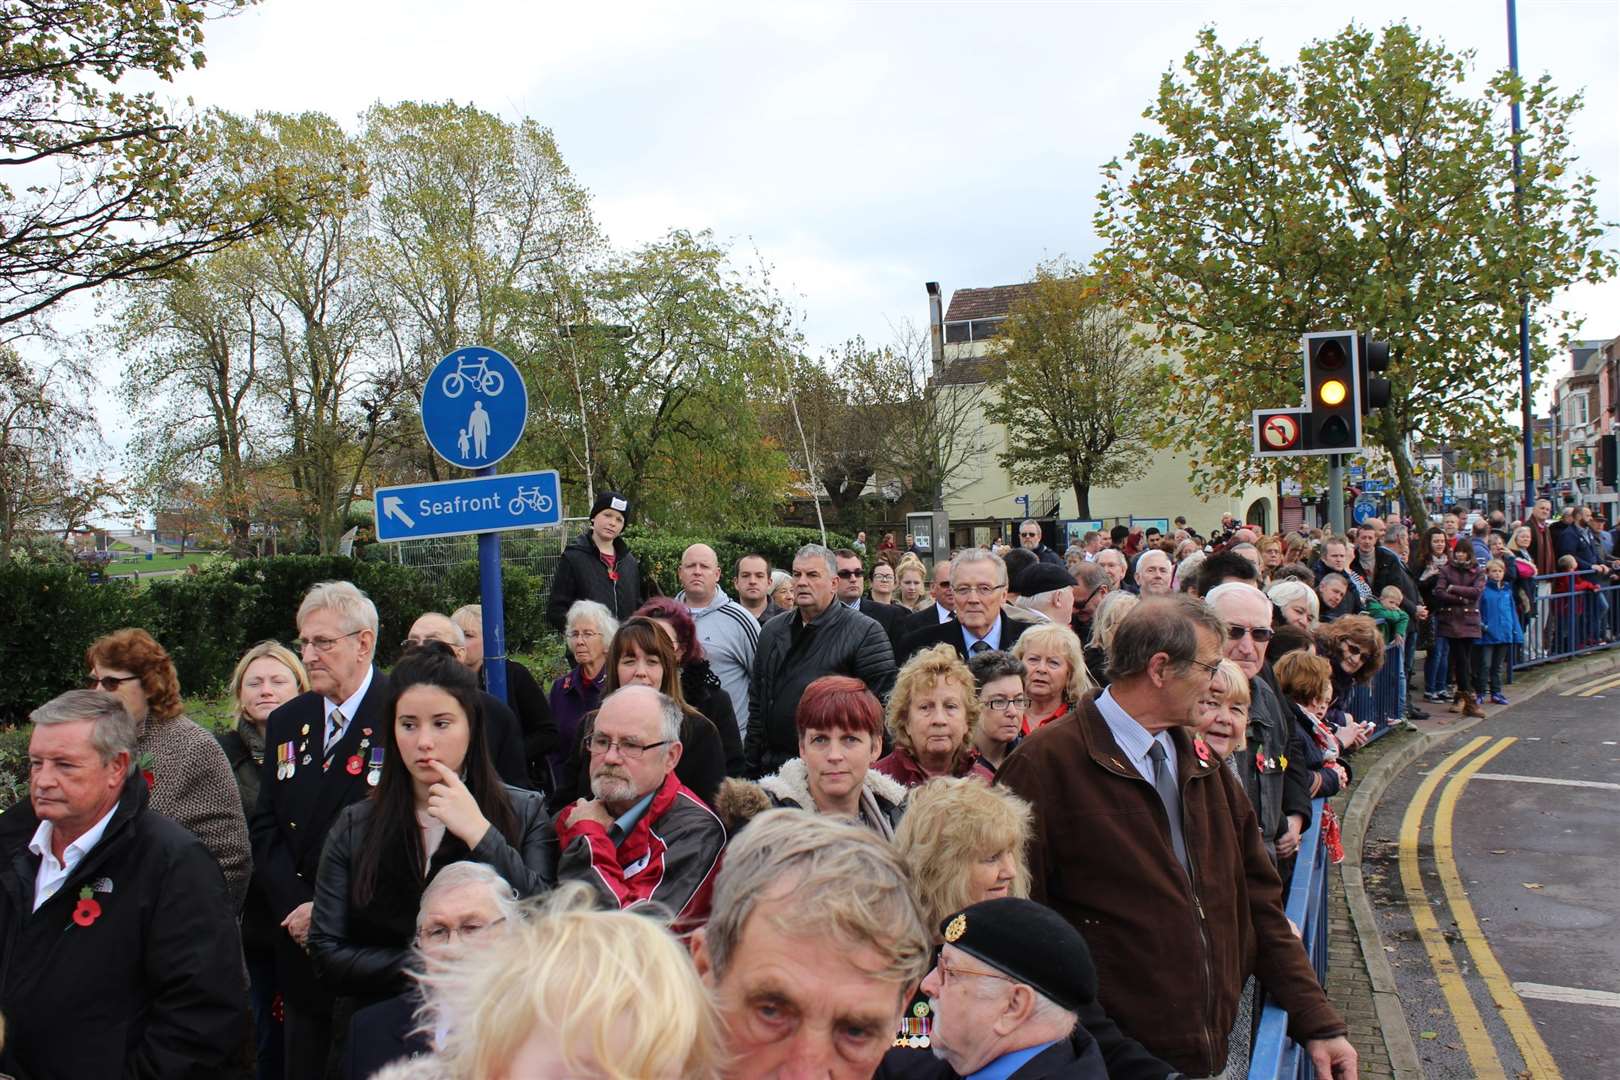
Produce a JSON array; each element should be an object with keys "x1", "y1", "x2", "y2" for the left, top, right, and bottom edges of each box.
[
  {"x1": 1272, "y1": 651, "x2": 1346, "y2": 863},
  {"x1": 1477, "y1": 559, "x2": 1522, "y2": 705},
  {"x1": 1365, "y1": 585, "x2": 1410, "y2": 646}
]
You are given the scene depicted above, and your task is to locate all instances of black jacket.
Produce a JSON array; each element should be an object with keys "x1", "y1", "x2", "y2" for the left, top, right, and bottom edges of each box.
[
  {"x1": 544, "y1": 530, "x2": 646, "y2": 631},
  {"x1": 746, "y1": 602, "x2": 898, "y2": 778},
  {"x1": 682, "y1": 661, "x2": 746, "y2": 777},
  {"x1": 485, "y1": 658, "x2": 559, "y2": 787},
  {"x1": 344, "y1": 990, "x2": 431, "y2": 1080},
  {"x1": 250, "y1": 670, "x2": 391, "y2": 1004},
  {"x1": 896, "y1": 612, "x2": 1031, "y2": 666},
  {"x1": 309, "y1": 785, "x2": 557, "y2": 1001},
  {"x1": 479, "y1": 689, "x2": 532, "y2": 789},
  {"x1": 855, "y1": 597, "x2": 909, "y2": 640},
  {"x1": 0, "y1": 775, "x2": 245, "y2": 1080},
  {"x1": 1364, "y1": 547, "x2": 1418, "y2": 616},
  {"x1": 878, "y1": 1032, "x2": 1111, "y2": 1079}
]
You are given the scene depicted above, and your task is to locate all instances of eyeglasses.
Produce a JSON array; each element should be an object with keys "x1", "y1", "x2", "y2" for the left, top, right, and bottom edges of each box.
[
  {"x1": 836, "y1": 568, "x2": 864, "y2": 579},
  {"x1": 1225, "y1": 625, "x2": 1274, "y2": 643},
  {"x1": 567, "y1": 629, "x2": 601, "y2": 641},
  {"x1": 983, "y1": 695, "x2": 1031, "y2": 713},
  {"x1": 936, "y1": 958, "x2": 1017, "y2": 988},
  {"x1": 86, "y1": 674, "x2": 140, "y2": 692},
  {"x1": 294, "y1": 630, "x2": 362, "y2": 653},
  {"x1": 1184, "y1": 657, "x2": 1223, "y2": 680},
  {"x1": 952, "y1": 584, "x2": 1003, "y2": 598},
  {"x1": 584, "y1": 734, "x2": 672, "y2": 759},
  {"x1": 419, "y1": 917, "x2": 506, "y2": 946}
]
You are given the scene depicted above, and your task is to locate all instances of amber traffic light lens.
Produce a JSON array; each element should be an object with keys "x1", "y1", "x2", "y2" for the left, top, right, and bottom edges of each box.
[{"x1": 1319, "y1": 379, "x2": 1347, "y2": 406}]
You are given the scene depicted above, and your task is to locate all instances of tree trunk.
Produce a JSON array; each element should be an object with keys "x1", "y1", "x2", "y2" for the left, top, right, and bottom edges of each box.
[
  {"x1": 1072, "y1": 480, "x2": 1091, "y2": 520},
  {"x1": 1379, "y1": 413, "x2": 1428, "y2": 530}
]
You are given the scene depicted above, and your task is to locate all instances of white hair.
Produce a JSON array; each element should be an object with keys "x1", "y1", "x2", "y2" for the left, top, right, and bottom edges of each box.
[
  {"x1": 565, "y1": 599, "x2": 619, "y2": 642},
  {"x1": 298, "y1": 580, "x2": 379, "y2": 635},
  {"x1": 952, "y1": 546, "x2": 1008, "y2": 586},
  {"x1": 1205, "y1": 581, "x2": 1266, "y2": 611},
  {"x1": 794, "y1": 543, "x2": 838, "y2": 576},
  {"x1": 418, "y1": 862, "x2": 521, "y2": 929}
]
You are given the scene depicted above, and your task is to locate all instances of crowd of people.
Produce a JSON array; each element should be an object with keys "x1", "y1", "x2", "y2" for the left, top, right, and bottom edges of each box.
[{"x1": 5, "y1": 489, "x2": 1611, "y2": 1079}]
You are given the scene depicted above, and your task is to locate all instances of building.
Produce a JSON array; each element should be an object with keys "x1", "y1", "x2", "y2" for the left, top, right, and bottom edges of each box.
[
  {"x1": 923, "y1": 280, "x2": 1275, "y2": 544},
  {"x1": 1550, "y1": 337, "x2": 1619, "y2": 514}
]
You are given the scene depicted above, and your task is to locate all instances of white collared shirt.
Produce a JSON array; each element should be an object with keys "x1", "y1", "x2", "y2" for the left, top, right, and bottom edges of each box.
[
  {"x1": 936, "y1": 604, "x2": 953, "y2": 624},
  {"x1": 29, "y1": 802, "x2": 119, "y2": 912},
  {"x1": 1095, "y1": 687, "x2": 1177, "y2": 785},
  {"x1": 325, "y1": 665, "x2": 375, "y2": 753}
]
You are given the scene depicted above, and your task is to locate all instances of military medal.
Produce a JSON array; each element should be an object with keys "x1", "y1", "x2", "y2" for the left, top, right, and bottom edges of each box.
[
  {"x1": 367, "y1": 745, "x2": 385, "y2": 787},
  {"x1": 301, "y1": 753, "x2": 312, "y2": 766}
]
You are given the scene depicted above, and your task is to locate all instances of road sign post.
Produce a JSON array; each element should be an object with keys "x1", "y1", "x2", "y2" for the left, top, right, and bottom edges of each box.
[{"x1": 410, "y1": 346, "x2": 533, "y2": 705}]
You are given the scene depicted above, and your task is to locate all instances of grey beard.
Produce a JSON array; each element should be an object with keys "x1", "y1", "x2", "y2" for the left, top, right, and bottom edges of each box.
[{"x1": 591, "y1": 773, "x2": 638, "y2": 805}]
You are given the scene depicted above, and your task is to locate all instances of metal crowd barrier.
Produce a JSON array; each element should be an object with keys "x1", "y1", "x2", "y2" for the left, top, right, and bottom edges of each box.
[
  {"x1": 1247, "y1": 799, "x2": 1329, "y2": 1080},
  {"x1": 1346, "y1": 643, "x2": 1405, "y2": 743},
  {"x1": 1511, "y1": 570, "x2": 1619, "y2": 671}
]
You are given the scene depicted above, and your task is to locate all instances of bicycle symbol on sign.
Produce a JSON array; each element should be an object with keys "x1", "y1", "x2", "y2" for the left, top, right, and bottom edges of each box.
[
  {"x1": 508, "y1": 486, "x2": 555, "y2": 516},
  {"x1": 441, "y1": 354, "x2": 506, "y2": 399}
]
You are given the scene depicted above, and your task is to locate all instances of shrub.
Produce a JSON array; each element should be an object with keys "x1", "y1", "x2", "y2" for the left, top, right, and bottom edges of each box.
[{"x1": 623, "y1": 525, "x2": 852, "y2": 595}]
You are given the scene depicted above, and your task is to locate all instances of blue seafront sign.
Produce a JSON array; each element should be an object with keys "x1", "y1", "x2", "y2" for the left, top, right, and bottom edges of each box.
[
  {"x1": 420, "y1": 346, "x2": 528, "y2": 469},
  {"x1": 374, "y1": 470, "x2": 562, "y2": 543}
]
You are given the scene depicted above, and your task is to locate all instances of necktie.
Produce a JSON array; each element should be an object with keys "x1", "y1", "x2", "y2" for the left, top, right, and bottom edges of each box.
[
  {"x1": 969, "y1": 639, "x2": 990, "y2": 655},
  {"x1": 1146, "y1": 741, "x2": 1190, "y2": 876},
  {"x1": 324, "y1": 708, "x2": 345, "y2": 768}
]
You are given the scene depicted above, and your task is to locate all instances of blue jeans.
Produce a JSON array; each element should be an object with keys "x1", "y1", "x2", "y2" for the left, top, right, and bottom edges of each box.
[{"x1": 1424, "y1": 635, "x2": 1450, "y2": 695}]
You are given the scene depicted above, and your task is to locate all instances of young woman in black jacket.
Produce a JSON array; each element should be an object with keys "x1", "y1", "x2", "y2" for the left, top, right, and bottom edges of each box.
[{"x1": 309, "y1": 646, "x2": 557, "y2": 1005}]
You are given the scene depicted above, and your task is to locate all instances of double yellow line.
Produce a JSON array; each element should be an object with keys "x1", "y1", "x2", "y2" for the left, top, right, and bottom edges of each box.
[
  {"x1": 1398, "y1": 735, "x2": 1562, "y2": 1080},
  {"x1": 1562, "y1": 670, "x2": 1620, "y2": 697}
]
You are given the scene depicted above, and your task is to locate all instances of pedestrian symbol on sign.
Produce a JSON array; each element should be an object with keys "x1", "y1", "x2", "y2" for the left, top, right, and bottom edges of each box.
[{"x1": 420, "y1": 347, "x2": 527, "y2": 470}]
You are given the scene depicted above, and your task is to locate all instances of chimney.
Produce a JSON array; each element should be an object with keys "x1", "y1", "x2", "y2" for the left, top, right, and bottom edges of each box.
[{"x1": 925, "y1": 281, "x2": 944, "y2": 375}]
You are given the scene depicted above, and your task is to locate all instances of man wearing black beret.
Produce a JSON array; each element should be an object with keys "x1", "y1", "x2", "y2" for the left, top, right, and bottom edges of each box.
[
  {"x1": 886, "y1": 898, "x2": 1115, "y2": 1079},
  {"x1": 1011, "y1": 563, "x2": 1078, "y2": 626}
]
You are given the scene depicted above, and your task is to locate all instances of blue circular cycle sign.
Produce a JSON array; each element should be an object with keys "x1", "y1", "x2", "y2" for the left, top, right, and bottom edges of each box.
[{"x1": 421, "y1": 346, "x2": 528, "y2": 469}]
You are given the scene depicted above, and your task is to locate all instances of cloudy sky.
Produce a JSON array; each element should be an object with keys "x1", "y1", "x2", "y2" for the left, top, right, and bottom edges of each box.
[{"x1": 80, "y1": 0, "x2": 1620, "y2": 460}]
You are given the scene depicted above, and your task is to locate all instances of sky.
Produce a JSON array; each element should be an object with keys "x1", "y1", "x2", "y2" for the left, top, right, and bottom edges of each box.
[{"x1": 69, "y1": 0, "x2": 1620, "y2": 473}]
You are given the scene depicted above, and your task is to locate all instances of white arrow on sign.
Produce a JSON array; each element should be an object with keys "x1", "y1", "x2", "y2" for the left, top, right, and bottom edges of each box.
[{"x1": 382, "y1": 495, "x2": 416, "y2": 529}]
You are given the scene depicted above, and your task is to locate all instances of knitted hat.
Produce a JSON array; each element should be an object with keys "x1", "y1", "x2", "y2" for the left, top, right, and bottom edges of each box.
[{"x1": 589, "y1": 491, "x2": 630, "y2": 520}]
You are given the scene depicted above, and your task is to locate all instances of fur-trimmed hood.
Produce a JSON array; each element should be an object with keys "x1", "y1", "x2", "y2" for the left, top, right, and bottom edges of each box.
[{"x1": 715, "y1": 758, "x2": 906, "y2": 839}]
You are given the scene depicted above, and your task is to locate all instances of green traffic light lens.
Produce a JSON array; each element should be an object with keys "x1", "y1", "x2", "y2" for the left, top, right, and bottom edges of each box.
[{"x1": 1319, "y1": 379, "x2": 1347, "y2": 406}]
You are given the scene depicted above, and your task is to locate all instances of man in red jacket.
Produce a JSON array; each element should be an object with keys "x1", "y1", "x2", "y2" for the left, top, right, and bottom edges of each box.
[
  {"x1": 998, "y1": 595, "x2": 1357, "y2": 1079},
  {"x1": 556, "y1": 685, "x2": 725, "y2": 926}
]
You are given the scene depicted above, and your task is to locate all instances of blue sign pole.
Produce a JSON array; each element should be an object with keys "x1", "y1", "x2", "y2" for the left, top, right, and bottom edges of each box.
[{"x1": 477, "y1": 465, "x2": 508, "y2": 705}]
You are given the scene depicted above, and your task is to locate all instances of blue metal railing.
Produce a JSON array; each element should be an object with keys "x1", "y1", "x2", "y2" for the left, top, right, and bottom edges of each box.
[
  {"x1": 1511, "y1": 570, "x2": 1619, "y2": 671},
  {"x1": 1346, "y1": 643, "x2": 1405, "y2": 743},
  {"x1": 1247, "y1": 799, "x2": 1329, "y2": 1080}
]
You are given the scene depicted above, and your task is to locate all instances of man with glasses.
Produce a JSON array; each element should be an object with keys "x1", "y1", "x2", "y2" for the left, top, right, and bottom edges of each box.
[
  {"x1": 997, "y1": 596, "x2": 1355, "y2": 1080},
  {"x1": 834, "y1": 547, "x2": 907, "y2": 641},
  {"x1": 343, "y1": 862, "x2": 519, "y2": 1080},
  {"x1": 251, "y1": 580, "x2": 391, "y2": 1079},
  {"x1": 557, "y1": 685, "x2": 724, "y2": 925},
  {"x1": 747, "y1": 545, "x2": 897, "y2": 778},
  {"x1": 1206, "y1": 584, "x2": 1313, "y2": 865},
  {"x1": 1018, "y1": 519, "x2": 1064, "y2": 565},
  {"x1": 897, "y1": 549, "x2": 1030, "y2": 664}
]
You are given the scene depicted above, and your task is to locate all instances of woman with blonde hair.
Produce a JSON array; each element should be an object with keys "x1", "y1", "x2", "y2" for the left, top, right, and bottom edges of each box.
[
  {"x1": 1009, "y1": 622, "x2": 1091, "y2": 731},
  {"x1": 888, "y1": 778, "x2": 1033, "y2": 1055},
  {"x1": 377, "y1": 882, "x2": 726, "y2": 1080},
  {"x1": 1082, "y1": 590, "x2": 1138, "y2": 690},
  {"x1": 894, "y1": 553, "x2": 930, "y2": 611},
  {"x1": 874, "y1": 644, "x2": 984, "y2": 786}
]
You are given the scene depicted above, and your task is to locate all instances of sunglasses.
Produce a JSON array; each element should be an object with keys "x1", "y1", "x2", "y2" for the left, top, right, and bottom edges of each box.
[
  {"x1": 835, "y1": 568, "x2": 864, "y2": 579},
  {"x1": 86, "y1": 674, "x2": 140, "y2": 692},
  {"x1": 1225, "y1": 625, "x2": 1274, "y2": 643}
]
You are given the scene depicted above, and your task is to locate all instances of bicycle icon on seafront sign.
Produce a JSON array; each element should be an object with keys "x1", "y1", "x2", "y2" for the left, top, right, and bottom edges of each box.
[
  {"x1": 441, "y1": 353, "x2": 506, "y2": 398},
  {"x1": 508, "y1": 486, "x2": 555, "y2": 516}
]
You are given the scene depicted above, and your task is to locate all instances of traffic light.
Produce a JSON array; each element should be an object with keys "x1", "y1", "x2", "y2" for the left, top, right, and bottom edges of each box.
[
  {"x1": 1305, "y1": 332, "x2": 1359, "y2": 451},
  {"x1": 1358, "y1": 333, "x2": 1391, "y2": 415}
]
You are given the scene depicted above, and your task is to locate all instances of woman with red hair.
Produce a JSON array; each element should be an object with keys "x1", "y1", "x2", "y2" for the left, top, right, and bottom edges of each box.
[
  {"x1": 85, "y1": 628, "x2": 251, "y2": 907},
  {"x1": 715, "y1": 675, "x2": 906, "y2": 839}
]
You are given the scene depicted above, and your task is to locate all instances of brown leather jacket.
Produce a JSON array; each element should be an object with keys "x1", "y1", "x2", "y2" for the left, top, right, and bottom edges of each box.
[{"x1": 996, "y1": 691, "x2": 1345, "y2": 1077}]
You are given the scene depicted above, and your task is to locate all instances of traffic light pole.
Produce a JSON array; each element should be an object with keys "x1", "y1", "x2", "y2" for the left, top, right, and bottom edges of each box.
[{"x1": 1327, "y1": 454, "x2": 1346, "y2": 535}]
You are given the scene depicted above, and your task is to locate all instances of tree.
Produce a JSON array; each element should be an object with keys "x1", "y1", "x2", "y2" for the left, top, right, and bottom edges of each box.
[
  {"x1": 0, "y1": 1, "x2": 332, "y2": 327},
  {"x1": 1095, "y1": 23, "x2": 1615, "y2": 521},
  {"x1": 0, "y1": 347, "x2": 101, "y2": 559},
  {"x1": 117, "y1": 246, "x2": 264, "y2": 553},
  {"x1": 982, "y1": 265, "x2": 1159, "y2": 518},
  {"x1": 767, "y1": 339, "x2": 893, "y2": 521}
]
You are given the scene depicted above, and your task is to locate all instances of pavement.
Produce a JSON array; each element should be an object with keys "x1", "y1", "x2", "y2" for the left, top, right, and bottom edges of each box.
[{"x1": 1327, "y1": 650, "x2": 1620, "y2": 1080}]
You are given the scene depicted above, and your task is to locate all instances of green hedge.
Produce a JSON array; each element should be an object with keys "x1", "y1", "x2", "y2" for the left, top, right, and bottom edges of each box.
[{"x1": 624, "y1": 525, "x2": 853, "y2": 595}]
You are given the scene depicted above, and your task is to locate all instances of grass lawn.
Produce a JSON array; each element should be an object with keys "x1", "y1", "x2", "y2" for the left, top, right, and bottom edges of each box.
[{"x1": 105, "y1": 552, "x2": 223, "y2": 576}]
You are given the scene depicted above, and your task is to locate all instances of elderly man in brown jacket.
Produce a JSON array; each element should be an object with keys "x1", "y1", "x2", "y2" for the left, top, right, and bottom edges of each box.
[{"x1": 998, "y1": 594, "x2": 1357, "y2": 1080}]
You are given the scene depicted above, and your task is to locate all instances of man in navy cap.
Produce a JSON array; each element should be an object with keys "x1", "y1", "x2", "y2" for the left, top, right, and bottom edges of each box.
[{"x1": 898, "y1": 898, "x2": 1117, "y2": 1079}]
